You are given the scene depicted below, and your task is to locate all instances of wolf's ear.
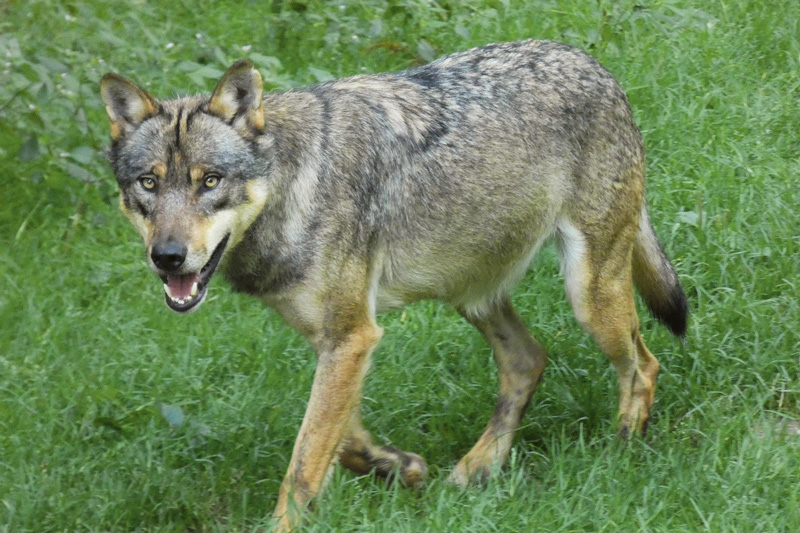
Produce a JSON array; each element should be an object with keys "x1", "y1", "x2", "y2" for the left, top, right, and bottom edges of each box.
[
  {"x1": 208, "y1": 60, "x2": 265, "y2": 131},
  {"x1": 100, "y1": 73, "x2": 159, "y2": 141}
]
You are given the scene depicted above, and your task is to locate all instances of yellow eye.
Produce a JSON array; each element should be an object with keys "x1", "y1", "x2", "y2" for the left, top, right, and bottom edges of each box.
[
  {"x1": 204, "y1": 174, "x2": 220, "y2": 189},
  {"x1": 139, "y1": 176, "x2": 157, "y2": 190}
]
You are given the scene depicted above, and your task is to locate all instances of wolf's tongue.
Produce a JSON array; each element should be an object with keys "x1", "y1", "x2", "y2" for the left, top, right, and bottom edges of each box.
[{"x1": 167, "y1": 273, "x2": 200, "y2": 300}]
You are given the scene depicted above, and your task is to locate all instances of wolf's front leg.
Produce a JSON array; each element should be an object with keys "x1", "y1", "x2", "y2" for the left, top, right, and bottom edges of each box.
[{"x1": 273, "y1": 321, "x2": 383, "y2": 532}]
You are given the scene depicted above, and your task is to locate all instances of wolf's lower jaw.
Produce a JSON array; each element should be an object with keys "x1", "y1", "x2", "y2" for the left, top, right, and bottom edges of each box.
[
  {"x1": 164, "y1": 280, "x2": 204, "y2": 309},
  {"x1": 164, "y1": 283, "x2": 208, "y2": 314}
]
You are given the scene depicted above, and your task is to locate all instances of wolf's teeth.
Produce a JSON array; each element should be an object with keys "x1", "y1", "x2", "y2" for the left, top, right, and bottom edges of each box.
[
  {"x1": 169, "y1": 294, "x2": 194, "y2": 306},
  {"x1": 166, "y1": 287, "x2": 197, "y2": 306}
]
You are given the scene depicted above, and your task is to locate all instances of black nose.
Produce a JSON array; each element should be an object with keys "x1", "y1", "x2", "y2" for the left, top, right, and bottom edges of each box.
[{"x1": 151, "y1": 241, "x2": 187, "y2": 272}]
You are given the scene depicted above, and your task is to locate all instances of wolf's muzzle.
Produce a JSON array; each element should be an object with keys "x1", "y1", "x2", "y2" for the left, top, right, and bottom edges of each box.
[{"x1": 157, "y1": 234, "x2": 230, "y2": 314}]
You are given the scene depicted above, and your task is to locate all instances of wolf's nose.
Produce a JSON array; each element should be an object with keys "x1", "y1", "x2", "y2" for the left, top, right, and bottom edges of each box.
[{"x1": 151, "y1": 241, "x2": 187, "y2": 272}]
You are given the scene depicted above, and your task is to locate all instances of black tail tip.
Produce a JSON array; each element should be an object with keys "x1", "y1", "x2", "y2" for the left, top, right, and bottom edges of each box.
[{"x1": 651, "y1": 284, "x2": 689, "y2": 338}]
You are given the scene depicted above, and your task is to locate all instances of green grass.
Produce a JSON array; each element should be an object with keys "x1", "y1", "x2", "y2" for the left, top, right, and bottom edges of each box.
[{"x1": 2, "y1": 0, "x2": 799, "y2": 531}]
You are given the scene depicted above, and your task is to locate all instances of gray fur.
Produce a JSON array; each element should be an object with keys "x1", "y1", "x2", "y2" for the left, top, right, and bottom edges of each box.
[
  {"x1": 226, "y1": 41, "x2": 642, "y2": 311},
  {"x1": 102, "y1": 39, "x2": 687, "y2": 527}
]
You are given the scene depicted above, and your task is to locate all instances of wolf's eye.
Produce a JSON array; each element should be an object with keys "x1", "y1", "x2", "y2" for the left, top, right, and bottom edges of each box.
[
  {"x1": 138, "y1": 176, "x2": 157, "y2": 191},
  {"x1": 203, "y1": 174, "x2": 221, "y2": 189}
]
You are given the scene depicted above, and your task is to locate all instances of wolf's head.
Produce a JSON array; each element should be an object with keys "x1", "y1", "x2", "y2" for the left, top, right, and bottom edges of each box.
[{"x1": 100, "y1": 61, "x2": 271, "y2": 313}]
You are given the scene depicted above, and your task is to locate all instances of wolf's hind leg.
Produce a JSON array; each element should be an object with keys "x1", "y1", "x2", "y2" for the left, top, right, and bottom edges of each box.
[
  {"x1": 338, "y1": 410, "x2": 427, "y2": 487},
  {"x1": 559, "y1": 220, "x2": 660, "y2": 437},
  {"x1": 448, "y1": 298, "x2": 548, "y2": 486}
]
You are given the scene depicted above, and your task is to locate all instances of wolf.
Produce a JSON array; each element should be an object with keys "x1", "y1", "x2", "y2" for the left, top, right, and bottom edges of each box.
[{"x1": 100, "y1": 39, "x2": 687, "y2": 530}]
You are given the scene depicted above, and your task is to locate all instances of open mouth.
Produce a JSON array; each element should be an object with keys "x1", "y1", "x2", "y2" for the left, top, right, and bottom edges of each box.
[{"x1": 160, "y1": 234, "x2": 230, "y2": 314}]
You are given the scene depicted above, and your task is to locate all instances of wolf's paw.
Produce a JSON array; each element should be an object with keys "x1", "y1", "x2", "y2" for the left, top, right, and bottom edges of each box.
[
  {"x1": 446, "y1": 460, "x2": 492, "y2": 488},
  {"x1": 399, "y1": 451, "x2": 428, "y2": 488},
  {"x1": 379, "y1": 446, "x2": 428, "y2": 488},
  {"x1": 617, "y1": 411, "x2": 650, "y2": 440}
]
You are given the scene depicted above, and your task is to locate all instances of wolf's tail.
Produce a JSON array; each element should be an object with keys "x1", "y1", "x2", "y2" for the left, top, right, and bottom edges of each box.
[{"x1": 632, "y1": 206, "x2": 688, "y2": 337}]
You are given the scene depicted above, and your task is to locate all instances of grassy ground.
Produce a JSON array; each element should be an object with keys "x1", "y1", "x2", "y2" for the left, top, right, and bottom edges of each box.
[{"x1": 1, "y1": 0, "x2": 799, "y2": 531}]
